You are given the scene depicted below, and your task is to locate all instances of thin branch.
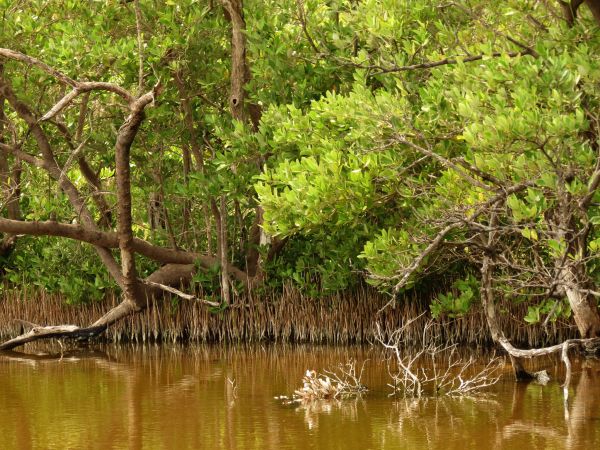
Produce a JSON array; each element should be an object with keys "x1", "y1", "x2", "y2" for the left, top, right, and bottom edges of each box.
[
  {"x1": 143, "y1": 280, "x2": 220, "y2": 307},
  {"x1": 0, "y1": 48, "x2": 77, "y2": 87},
  {"x1": 369, "y1": 50, "x2": 534, "y2": 77},
  {"x1": 394, "y1": 137, "x2": 495, "y2": 191},
  {"x1": 389, "y1": 182, "x2": 532, "y2": 294},
  {"x1": 296, "y1": 0, "x2": 322, "y2": 54},
  {"x1": 134, "y1": 0, "x2": 145, "y2": 94},
  {"x1": 57, "y1": 137, "x2": 89, "y2": 188},
  {"x1": 391, "y1": 222, "x2": 462, "y2": 294},
  {"x1": 75, "y1": 92, "x2": 89, "y2": 143}
]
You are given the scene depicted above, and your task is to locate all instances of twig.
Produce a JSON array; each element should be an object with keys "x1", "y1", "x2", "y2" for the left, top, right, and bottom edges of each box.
[
  {"x1": 376, "y1": 318, "x2": 503, "y2": 398},
  {"x1": 134, "y1": 0, "x2": 145, "y2": 94}
]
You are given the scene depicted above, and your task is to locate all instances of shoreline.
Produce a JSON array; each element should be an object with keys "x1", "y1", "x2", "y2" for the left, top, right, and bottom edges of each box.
[{"x1": 0, "y1": 286, "x2": 578, "y2": 347}]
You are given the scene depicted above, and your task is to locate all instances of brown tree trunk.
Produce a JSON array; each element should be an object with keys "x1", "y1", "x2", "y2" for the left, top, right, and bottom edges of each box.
[
  {"x1": 222, "y1": 0, "x2": 251, "y2": 124},
  {"x1": 552, "y1": 193, "x2": 600, "y2": 338},
  {"x1": 221, "y1": 0, "x2": 266, "y2": 282},
  {"x1": 0, "y1": 49, "x2": 253, "y2": 351},
  {"x1": 174, "y1": 71, "x2": 218, "y2": 259},
  {"x1": 559, "y1": 0, "x2": 600, "y2": 26},
  {"x1": 585, "y1": 0, "x2": 600, "y2": 24},
  {"x1": 0, "y1": 63, "x2": 21, "y2": 257},
  {"x1": 561, "y1": 267, "x2": 600, "y2": 338},
  {"x1": 114, "y1": 103, "x2": 148, "y2": 309}
]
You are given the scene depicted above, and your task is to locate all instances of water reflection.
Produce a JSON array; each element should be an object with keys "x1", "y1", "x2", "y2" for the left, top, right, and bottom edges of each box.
[{"x1": 0, "y1": 345, "x2": 598, "y2": 449}]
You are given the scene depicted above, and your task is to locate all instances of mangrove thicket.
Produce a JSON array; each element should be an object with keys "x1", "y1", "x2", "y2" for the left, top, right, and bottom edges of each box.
[{"x1": 2, "y1": 0, "x2": 600, "y2": 373}]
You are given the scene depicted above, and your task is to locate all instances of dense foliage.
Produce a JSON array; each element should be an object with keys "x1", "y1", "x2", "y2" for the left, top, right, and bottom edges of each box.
[{"x1": 1, "y1": 1, "x2": 600, "y2": 336}]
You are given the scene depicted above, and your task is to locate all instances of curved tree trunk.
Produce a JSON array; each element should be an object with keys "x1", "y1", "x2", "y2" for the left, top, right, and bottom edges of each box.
[
  {"x1": 481, "y1": 253, "x2": 600, "y2": 379},
  {"x1": 481, "y1": 213, "x2": 600, "y2": 378},
  {"x1": 561, "y1": 267, "x2": 600, "y2": 338},
  {"x1": 0, "y1": 49, "x2": 232, "y2": 352}
]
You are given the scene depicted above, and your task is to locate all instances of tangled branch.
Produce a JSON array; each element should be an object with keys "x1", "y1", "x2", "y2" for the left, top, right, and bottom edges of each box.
[{"x1": 376, "y1": 320, "x2": 504, "y2": 397}]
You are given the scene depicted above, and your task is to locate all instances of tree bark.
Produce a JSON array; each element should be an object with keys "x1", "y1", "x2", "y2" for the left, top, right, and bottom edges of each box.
[
  {"x1": 114, "y1": 95, "x2": 153, "y2": 309},
  {"x1": 0, "y1": 217, "x2": 250, "y2": 282},
  {"x1": 479, "y1": 211, "x2": 600, "y2": 378},
  {"x1": 481, "y1": 252, "x2": 600, "y2": 377},
  {"x1": 561, "y1": 267, "x2": 600, "y2": 337},
  {"x1": 221, "y1": 0, "x2": 266, "y2": 281},
  {"x1": 553, "y1": 189, "x2": 600, "y2": 338},
  {"x1": 222, "y1": 0, "x2": 251, "y2": 124},
  {"x1": 558, "y1": 0, "x2": 600, "y2": 26}
]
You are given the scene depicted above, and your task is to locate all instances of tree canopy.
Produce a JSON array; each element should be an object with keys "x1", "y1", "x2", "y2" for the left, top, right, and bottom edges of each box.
[{"x1": 2, "y1": 0, "x2": 600, "y2": 357}]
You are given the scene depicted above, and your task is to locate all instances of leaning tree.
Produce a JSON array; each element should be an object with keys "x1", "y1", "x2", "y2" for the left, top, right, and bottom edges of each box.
[{"x1": 0, "y1": 0, "x2": 269, "y2": 350}]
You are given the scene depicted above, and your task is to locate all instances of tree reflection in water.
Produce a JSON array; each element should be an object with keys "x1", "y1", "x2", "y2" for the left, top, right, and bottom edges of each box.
[{"x1": 0, "y1": 345, "x2": 599, "y2": 450}]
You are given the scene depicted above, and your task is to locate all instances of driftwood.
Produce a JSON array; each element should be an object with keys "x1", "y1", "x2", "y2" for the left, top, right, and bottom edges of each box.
[
  {"x1": 0, "y1": 324, "x2": 105, "y2": 350},
  {"x1": 0, "y1": 299, "x2": 139, "y2": 351}
]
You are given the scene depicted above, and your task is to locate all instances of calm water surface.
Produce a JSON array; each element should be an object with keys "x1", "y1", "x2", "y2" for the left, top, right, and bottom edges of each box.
[{"x1": 0, "y1": 344, "x2": 598, "y2": 449}]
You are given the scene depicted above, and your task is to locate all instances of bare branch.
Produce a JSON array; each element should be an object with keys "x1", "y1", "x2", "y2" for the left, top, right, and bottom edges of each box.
[
  {"x1": 389, "y1": 182, "x2": 532, "y2": 294},
  {"x1": 296, "y1": 0, "x2": 322, "y2": 54},
  {"x1": 394, "y1": 137, "x2": 495, "y2": 191},
  {"x1": 143, "y1": 280, "x2": 220, "y2": 307},
  {"x1": 0, "y1": 217, "x2": 250, "y2": 282},
  {"x1": 39, "y1": 88, "x2": 80, "y2": 121},
  {"x1": 369, "y1": 50, "x2": 535, "y2": 77},
  {"x1": 0, "y1": 48, "x2": 77, "y2": 87},
  {"x1": 375, "y1": 320, "x2": 503, "y2": 397},
  {"x1": 0, "y1": 48, "x2": 135, "y2": 106}
]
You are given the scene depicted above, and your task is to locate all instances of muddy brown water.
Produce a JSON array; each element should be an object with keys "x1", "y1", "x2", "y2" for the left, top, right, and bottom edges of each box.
[{"x1": 0, "y1": 344, "x2": 598, "y2": 449}]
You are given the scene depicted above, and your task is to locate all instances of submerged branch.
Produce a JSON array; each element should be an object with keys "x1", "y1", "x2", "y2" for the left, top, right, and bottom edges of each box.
[{"x1": 375, "y1": 320, "x2": 503, "y2": 398}]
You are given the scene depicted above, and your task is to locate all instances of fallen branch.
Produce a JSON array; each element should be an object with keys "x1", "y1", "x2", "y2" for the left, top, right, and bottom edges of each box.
[{"x1": 0, "y1": 324, "x2": 107, "y2": 351}]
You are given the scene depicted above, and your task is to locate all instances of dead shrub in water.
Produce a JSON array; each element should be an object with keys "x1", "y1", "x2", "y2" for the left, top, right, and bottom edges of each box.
[
  {"x1": 277, "y1": 359, "x2": 368, "y2": 404},
  {"x1": 376, "y1": 318, "x2": 504, "y2": 398}
]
